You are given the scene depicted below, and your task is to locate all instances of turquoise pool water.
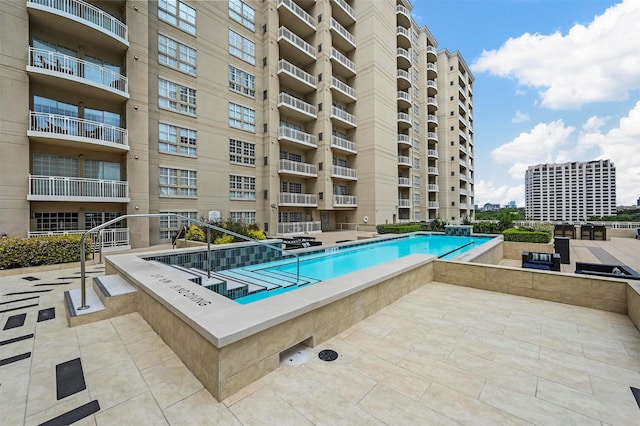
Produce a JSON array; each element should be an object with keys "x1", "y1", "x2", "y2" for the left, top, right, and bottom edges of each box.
[{"x1": 234, "y1": 234, "x2": 493, "y2": 304}]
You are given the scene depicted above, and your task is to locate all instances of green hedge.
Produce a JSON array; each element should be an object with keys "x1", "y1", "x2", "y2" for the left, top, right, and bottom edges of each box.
[
  {"x1": 502, "y1": 227, "x2": 551, "y2": 243},
  {"x1": 376, "y1": 224, "x2": 422, "y2": 234},
  {"x1": 0, "y1": 235, "x2": 91, "y2": 270}
]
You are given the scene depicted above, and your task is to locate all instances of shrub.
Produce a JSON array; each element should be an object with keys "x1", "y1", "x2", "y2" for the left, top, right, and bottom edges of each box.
[
  {"x1": 185, "y1": 224, "x2": 206, "y2": 242},
  {"x1": 247, "y1": 229, "x2": 266, "y2": 240},
  {"x1": 502, "y1": 227, "x2": 551, "y2": 243},
  {"x1": 376, "y1": 224, "x2": 421, "y2": 234},
  {"x1": 473, "y1": 222, "x2": 503, "y2": 234},
  {"x1": 214, "y1": 234, "x2": 234, "y2": 245},
  {"x1": 0, "y1": 235, "x2": 91, "y2": 270},
  {"x1": 204, "y1": 217, "x2": 267, "y2": 243}
]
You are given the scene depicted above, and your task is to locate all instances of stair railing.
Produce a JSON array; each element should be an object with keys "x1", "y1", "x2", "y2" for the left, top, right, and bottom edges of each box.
[{"x1": 78, "y1": 213, "x2": 299, "y2": 310}]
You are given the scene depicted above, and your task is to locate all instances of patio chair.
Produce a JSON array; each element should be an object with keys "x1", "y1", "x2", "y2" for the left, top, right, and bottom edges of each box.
[{"x1": 636, "y1": 228, "x2": 640, "y2": 240}]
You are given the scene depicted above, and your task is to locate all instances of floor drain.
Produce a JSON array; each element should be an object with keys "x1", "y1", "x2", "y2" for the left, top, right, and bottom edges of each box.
[{"x1": 318, "y1": 349, "x2": 338, "y2": 362}]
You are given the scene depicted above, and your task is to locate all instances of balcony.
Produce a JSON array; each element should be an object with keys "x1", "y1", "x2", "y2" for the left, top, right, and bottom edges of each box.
[
  {"x1": 333, "y1": 194, "x2": 357, "y2": 207},
  {"x1": 331, "y1": 106, "x2": 357, "y2": 128},
  {"x1": 427, "y1": 149, "x2": 438, "y2": 159},
  {"x1": 459, "y1": 129, "x2": 468, "y2": 141},
  {"x1": 428, "y1": 167, "x2": 439, "y2": 175},
  {"x1": 278, "y1": 159, "x2": 317, "y2": 177},
  {"x1": 279, "y1": 193, "x2": 318, "y2": 207},
  {"x1": 397, "y1": 134, "x2": 412, "y2": 147},
  {"x1": 426, "y1": 79, "x2": 438, "y2": 94},
  {"x1": 396, "y1": 5, "x2": 411, "y2": 28},
  {"x1": 278, "y1": 26, "x2": 316, "y2": 64},
  {"x1": 27, "y1": 47, "x2": 128, "y2": 100},
  {"x1": 330, "y1": 18, "x2": 356, "y2": 52},
  {"x1": 428, "y1": 201, "x2": 439, "y2": 209},
  {"x1": 331, "y1": 165, "x2": 357, "y2": 180},
  {"x1": 277, "y1": 0, "x2": 315, "y2": 37},
  {"x1": 28, "y1": 175, "x2": 129, "y2": 202},
  {"x1": 277, "y1": 221, "x2": 321, "y2": 235},
  {"x1": 277, "y1": 59, "x2": 316, "y2": 94},
  {"x1": 398, "y1": 177, "x2": 411, "y2": 187},
  {"x1": 330, "y1": 135, "x2": 357, "y2": 154},
  {"x1": 331, "y1": 0, "x2": 356, "y2": 26},
  {"x1": 27, "y1": 0, "x2": 128, "y2": 50},
  {"x1": 396, "y1": 48, "x2": 411, "y2": 69},
  {"x1": 397, "y1": 112, "x2": 411, "y2": 128},
  {"x1": 396, "y1": 27, "x2": 411, "y2": 49},
  {"x1": 29, "y1": 227, "x2": 130, "y2": 251},
  {"x1": 397, "y1": 90, "x2": 411, "y2": 109},
  {"x1": 459, "y1": 144, "x2": 467, "y2": 155},
  {"x1": 460, "y1": 203, "x2": 468, "y2": 209},
  {"x1": 278, "y1": 92, "x2": 317, "y2": 121},
  {"x1": 398, "y1": 199, "x2": 412, "y2": 208},
  {"x1": 330, "y1": 47, "x2": 356, "y2": 77},
  {"x1": 278, "y1": 126, "x2": 317, "y2": 149},
  {"x1": 330, "y1": 76, "x2": 357, "y2": 103},
  {"x1": 397, "y1": 69, "x2": 411, "y2": 90},
  {"x1": 28, "y1": 111, "x2": 128, "y2": 152},
  {"x1": 459, "y1": 159, "x2": 467, "y2": 168},
  {"x1": 426, "y1": 62, "x2": 437, "y2": 77},
  {"x1": 427, "y1": 97, "x2": 437, "y2": 107},
  {"x1": 428, "y1": 184, "x2": 439, "y2": 192},
  {"x1": 398, "y1": 156, "x2": 412, "y2": 167},
  {"x1": 426, "y1": 45, "x2": 437, "y2": 60},
  {"x1": 460, "y1": 189, "x2": 468, "y2": 196},
  {"x1": 460, "y1": 174, "x2": 467, "y2": 182},
  {"x1": 427, "y1": 114, "x2": 438, "y2": 125}
]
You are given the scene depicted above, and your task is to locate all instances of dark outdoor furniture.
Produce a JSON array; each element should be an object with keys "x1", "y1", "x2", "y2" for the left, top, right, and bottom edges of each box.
[
  {"x1": 575, "y1": 262, "x2": 640, "y2": 280},
  {"x1": 554, "y1": 224, "x2": 576, "y2": 239},
  {"x1": 283, "y1": 236, "x2": 322, "y2": 250},
  {"x1": 522, "y1": 251, "x2": 561, "y2": 272},
  {"x1": 554, "y1": 237, "x2": 570, "y2": 264},
  {"x1": 636, "y1": 228, "x2": 640, "y2": 240},
  {"x1": 580, "y1": 224, "x2": 594, "y2": 240},
  {"x1": 592, "y1": 225, "x2": 606, "y2": 241}
]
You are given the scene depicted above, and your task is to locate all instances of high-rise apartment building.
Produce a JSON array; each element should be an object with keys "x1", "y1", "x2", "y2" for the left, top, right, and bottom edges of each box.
[
  {"x1": 525, "y1": 160, "x2": 617, "y2": 221},
  {"x1": 0, "y1": 0, "x2": 474, "y2": 248}
]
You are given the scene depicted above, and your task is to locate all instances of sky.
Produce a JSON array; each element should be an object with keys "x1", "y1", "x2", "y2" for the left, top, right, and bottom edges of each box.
[{"x1": 412, "y1": 0, "x2": 640, "y2": 208}]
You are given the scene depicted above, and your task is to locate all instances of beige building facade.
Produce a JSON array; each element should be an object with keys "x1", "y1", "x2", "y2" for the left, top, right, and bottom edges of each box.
[{"x1": 0, "y1": 0, "x2": 474, "y2": 248}]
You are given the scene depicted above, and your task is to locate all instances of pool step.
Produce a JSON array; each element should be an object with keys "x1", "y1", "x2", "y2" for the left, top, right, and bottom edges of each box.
[{"x1": 64, "y1": 274, "x2": 137, "y2": 327}]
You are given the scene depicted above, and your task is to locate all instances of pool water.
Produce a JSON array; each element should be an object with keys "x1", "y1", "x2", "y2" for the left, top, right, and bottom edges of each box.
[{"x1": 234, "y1": 234, "x2": 492, "y2": 304}]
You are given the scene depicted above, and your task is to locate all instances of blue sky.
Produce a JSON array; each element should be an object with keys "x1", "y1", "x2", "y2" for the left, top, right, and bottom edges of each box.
[{"x1": 412, "y1": 0, "x2": 640, "y2": 207}]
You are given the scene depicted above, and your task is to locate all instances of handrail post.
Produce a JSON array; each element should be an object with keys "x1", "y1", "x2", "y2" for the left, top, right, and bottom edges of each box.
[
  {"x1": 207, "y1": 228, "x2": 211, "y2": 280},
  {"x1": 78, "y1": 232, "x2": 90, "y2": 310}
]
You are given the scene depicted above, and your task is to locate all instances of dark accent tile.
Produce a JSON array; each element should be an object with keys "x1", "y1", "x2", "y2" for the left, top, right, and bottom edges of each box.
[
  {"x1": 56, "y1": 358, "x2": 86, "y2": 400},
  {"x1": 3, "y1": 313, "x2": 27, "y2": 330},
  {"x1": 57, "y1": 277, "x2": 81, "y2": 280},
  {"x1": 0, "y1": 295, "x2": 40, "y2": 305},
  {"x1": 33, "y1": 282, "x2": 72, "y2": 287},
  {"x1": 0, "y1": 303, "x2": 39, "y2": 314},
  {"x1": 0, "y1": 334, "x2": 34, "y2": 346},
  {"x1": 631, "y1": 387, "x2": 640, "y2": 409},
  {"x1": 5, "y1": 289, "x2": 53, "y2": 296},
  {"x1": 38, "y1": 400, "x2": 100, "y2": 426},
  {"x1": 0, "y1": 352, "x2": 31, "y2": 367},
  {"x1": 38, "y1": 307, "x2": 56, "y2": 322},
  {"x1": 22, "y1": 276, "x2": 40, "y2": 281}
]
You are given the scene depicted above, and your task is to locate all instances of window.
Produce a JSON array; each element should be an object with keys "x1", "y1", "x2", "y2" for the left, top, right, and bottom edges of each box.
[
  {"x1": 159, "y1": 211, "x2": 197, "y2": 240},
  {"x1": 229, "y1": 30, "x2": 255, "y2": 64},
  {"x1": 229, "y1": 102, "x2": 255, "y2": 132},
  {"x1": 33, "y1": 153, "x2": 78, "y2": 177},
  {"x1": 281, "y1": 182, "x2": 302, "y2": 193},
  {"x1": 159, "y1": 122, "x2": 197, "y2": 156},
  {"x1": 229, "y1": 138, "x2": 255, "y2": 165},
  {"x1": 413, "y1": 157, "x2": 420, "y2": 170},
  {"x1": 34, "y1": 212, "x2": 79, "y2": 232},
  {"x1": 85, "y1": 160, "x2": 121, "y2": 180},
  {"x1": 230, "y1": 211, "x2": 256, "y2": 224},
  {"x1": 229, "y1": 66, "x2": 255, "y2": 97},
  {"x1": 159, "y1": 34, "x2": 197, "y2": 74},
  {"x1": 85, "y1": 212, "x2": 123, "y2": 229},
  {"x1": 229, "y1": 0, "x2": 255, "y2": 31},
  {"x1": 159, "y1": 78, "x2": 196, "y2": 115},
  {"x1": 413, "y1": 176, "x2": 420, "y2": 188},
  {"x1": 159, "y1": 167, "x2": 197, "y2": 197},
  {"x1": 158, "y1": 0, "x2": 196, "y2": 35},
  {"x1": 279, "y1": 212, "x2": 302, "y2": 223},
  {"x1": 230, "y1": 175, "x2": 256, "y2": 200},
  {"x1": 414, "y1": 193, "x2": 421, "y2": 206}
]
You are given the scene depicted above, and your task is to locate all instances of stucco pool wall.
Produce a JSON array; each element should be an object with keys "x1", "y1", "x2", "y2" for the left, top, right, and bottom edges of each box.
[{"x1": 106, "y1": 244, "x2": 437, "y2": 400}]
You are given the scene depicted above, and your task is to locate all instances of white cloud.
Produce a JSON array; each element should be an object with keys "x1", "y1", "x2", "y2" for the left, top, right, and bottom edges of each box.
[
  {"x1": 491, "y1": 120, "x2": 575, "y2": 178},
  {"x1": 474, "y1": 180, "x2": 525, "y2": 207},
  {"x1": 471, "y1": 0, "x2": 640, "y2": 109},
  {"x1": 512, "y1": 111, "x2": 529, "y2": 123}
]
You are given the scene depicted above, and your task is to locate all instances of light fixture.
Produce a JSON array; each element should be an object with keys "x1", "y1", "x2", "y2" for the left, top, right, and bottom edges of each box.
[{"x1": 134, "y1": 155, "x2": 139, "y2": 160}]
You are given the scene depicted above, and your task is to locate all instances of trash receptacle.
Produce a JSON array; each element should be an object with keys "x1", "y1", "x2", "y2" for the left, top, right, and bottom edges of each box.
[{"x1": 554, "y1": 237, "x2": 570, "y2": 264}]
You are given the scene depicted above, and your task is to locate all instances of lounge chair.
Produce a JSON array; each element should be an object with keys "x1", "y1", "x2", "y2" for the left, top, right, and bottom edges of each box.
[{"x1": 522, "y1": 251, "x2": 561, "y2": 272}]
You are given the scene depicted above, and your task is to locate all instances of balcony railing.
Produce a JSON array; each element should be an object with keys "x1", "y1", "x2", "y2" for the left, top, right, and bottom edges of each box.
[
  {"x1": 427, "y1": 80, "x2": 437, "y2": 90},
  {"x1": 277, "y1": 0, "x2": 315, "y2": 29},
  {"x1": 397, "y1": 112, "x2": 411, "y2": 123},
  {"x1": 427, "y1": 114, "x2": 438, "y2": 123},
  {"x1": 396, "y1": 5, "x2": 410, "y2": 20},
  {"x1": 398, "y1": 177, "x2": 411, "y2": 186},
  {"x1": 278, "y1": 126, "x2": 317, "y2": 147},
  {"x1": 278, "y1": 59, "x2": 316, "y2": 88},
  {"x1": 397, "y1": 90, "x2": 411, "y2": 103},
  {"x1": 398, "y1": 199, "x2": 412, "y2": 208},
  {"x1": 459, "y1": 144, "x2": 467, "y2": 154},
  {"x1": 459, "y1": 130, "x2": 467, "y2": 140},
  {"x1": 331, "y1": 106, "x2": 357, "y2": 127},
  {"x1": 277, "y1": 221, "x2": 321, "y2": 234},
  {"x1": 279, "y1": 193, "x2": 317, "y2": 206},
  {"x1": 427, "y1": 132, "x2": 438, "y2": 141},
  {"x1": 460, "y1": 203, "x2": 468, "y2": 209},
  {"x1": 331, "y1": 47, "x2": 356, "y2": 75},
  {"x1": 428, "y1": 202, "x2": 439, "y2": 208},
  {"x1": 331, "y1": 76, "x2": 356, "y2": 100},
  {"x1": 331, "y1": 165, "x2": 357, "y2": 179},
  {"x1": 398, "y1": 156, "x2": 411, "y2": 166},
  {"x1": 333, "y1": 0, "x2": 356, "y2": 22},
  {"x1": 279, "y1": 159, "x2": 317, "y2": 176},
  {"x1": 460, "y1": 189, "x2": 468, "y2": 196},
  {"x1": 427, "y1": 97, "x2": 437, "y2": 106},
  {"x1": 29, "y1": 111, "x2": 128, "y2": 149},
  {"x1": 28, "y1": 0, "x2": 128, "y2": 45},
  {"x1": 426, "y1": 63, "x2": 437, "y2": 73},
  {"x1": 397, "y1": 69, "x2": 411, "y2": 82},
  {"x1": 28, "y1": 228, "x2": 130, "y2": 251},
  {"x1": 278, "y1": 26, "x2": 316, "y2": 59},
  {"x1": 330, "y1": 135, "x2": 357, "y2": 153},
  {"x1": 397, "y1": 48, "x2": 410, "y2": 61},
  {"x1": 28, "y1": 47, "x2": 128, "y2": 96},
  {"x1": 333, "y1": 194, "x2": 357, "y2": 206},
  {"x1": 428, "y1": 167, "x2": 439, "y2": 175},
  {"x1": 398, "y1": 134, "x2": 412, "y2": 146},
  {"x1": 426, "y1": 46, "x2": 437, "y2": 55},
  {"x1": 427, "y1": 149, "x2": 438, "y2": 158},
  {"x1": 278, "y1": 92, "x2": 316, "y2": 117},
  {"x1": 28, "y1": 175, "x2": 129, "y2": 201},
  {"x1": 396, "y1": 26, "x2": 410, "y2": 40},
  {"x1": 330, "y1": 17, "x2": 356, "y2": 48},
  {"x1": 428, "y1": 184, "x2": 439, "y2": 192}
]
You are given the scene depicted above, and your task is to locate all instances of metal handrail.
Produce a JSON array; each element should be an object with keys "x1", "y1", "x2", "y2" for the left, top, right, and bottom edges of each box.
[{"x1": 78, "y1": 213, "x2": 300, "y2": 310}]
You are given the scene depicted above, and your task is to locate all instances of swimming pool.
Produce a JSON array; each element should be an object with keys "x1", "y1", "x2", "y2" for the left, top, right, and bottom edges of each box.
[{"x1": 233, "y1": 233, "x2": 493, "y2": 304}]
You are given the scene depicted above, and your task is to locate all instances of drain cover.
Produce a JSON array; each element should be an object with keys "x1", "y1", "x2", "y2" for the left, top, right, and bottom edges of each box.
[{"x1": 318, "y1": 349, "x2": 338, "y2": 362}]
